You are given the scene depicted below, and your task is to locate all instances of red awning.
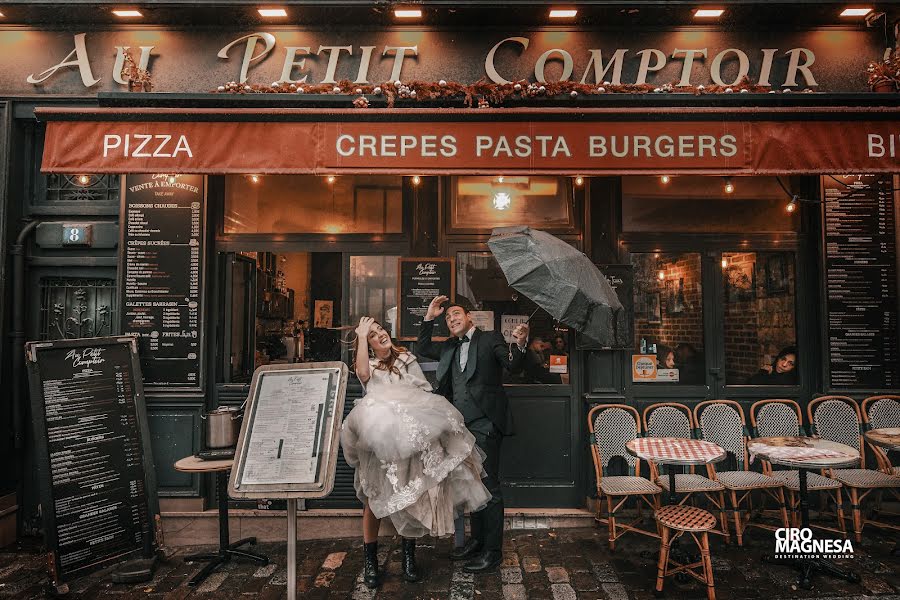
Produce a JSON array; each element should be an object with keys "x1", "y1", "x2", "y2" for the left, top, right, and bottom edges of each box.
[{"x1": 37, "y1": 106, "x2": 900, "y2": 175}]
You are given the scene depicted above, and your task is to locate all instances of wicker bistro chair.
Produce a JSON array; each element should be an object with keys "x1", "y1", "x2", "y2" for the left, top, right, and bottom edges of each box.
[
  {"x1": 655, "y1": 505, "x2": 718, "y2": 600},
  {"x1": 694, "y1": 400, "x2": 788, "y2": 546},
  {"x1": 641, "y1": 403, "x2": 730, "y2": 542},
  {"x1": 588, "y1": 404, "x2": 662, "y2": 551},
  {"x1": 808, "y1": 395, "x2": 900, "y2": 542},
  {"x1": 750, "y1": 399, "x2": 846, "y2": 535},
  {"x1": 861, "y1": 395, "x2": 900, "y2": 476}
]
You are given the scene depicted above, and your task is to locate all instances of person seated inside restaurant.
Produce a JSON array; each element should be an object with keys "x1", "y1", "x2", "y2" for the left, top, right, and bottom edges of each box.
[
  {"x1": 551, "y1": 335, "x2": 567, "y2": 355},
  {"x1": 674, "y1": 342, "x2": 705, "y2": 384},
  {"x1": 657, "y1": 345, "x2": 676, "y2": 370},
  {"x1": 747, "y1": 346, "x2": 798, "y2": 385},
  {"x1": 521, "y1": 336, "x2": 562, "y2": 384}
]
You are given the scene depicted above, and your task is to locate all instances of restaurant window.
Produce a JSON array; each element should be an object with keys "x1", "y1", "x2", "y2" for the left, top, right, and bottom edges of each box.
[
  {"x1": 456, "y1": 251, "x2": 570, "y2": 384},
  {"x1": 450, "y1": 176, "x2": 574, "y2": 231},
  {"x1": 622, "y1": 176, "x2": 799, "y2": 232},
  {"x1": 723, "y1": 251, "x2": 798, "y2": 385},
  {"x1": 631, "y1": 252, "x2": 705, "y2": 385},
  {"x1": 349, "y1": 255, "x2": 400, "y2": 337},
  {"x1": 224, "y1": 175, "x2": 403, "y2": 234}
]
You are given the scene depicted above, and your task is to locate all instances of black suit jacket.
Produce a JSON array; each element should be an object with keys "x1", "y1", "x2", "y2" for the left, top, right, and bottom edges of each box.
[{"x1": 417, "y1": 319, "x2": 526, "y2": 435}]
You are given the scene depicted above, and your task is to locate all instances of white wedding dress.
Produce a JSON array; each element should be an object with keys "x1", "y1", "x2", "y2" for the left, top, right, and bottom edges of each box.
[{"x1": 340, "y1": 352, "x2": 491, "y2": 538}]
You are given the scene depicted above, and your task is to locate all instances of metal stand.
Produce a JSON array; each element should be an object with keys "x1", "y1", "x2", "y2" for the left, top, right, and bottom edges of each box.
[
  {"x1": 184, "y1": 471, "x2": 269, "y2": 586},
  {"x1": 765, "y1": 469, "x2": 860, "y2": 590},
  {"x1": 287, "y1": 499, "x2": 297, "y2": 600}
]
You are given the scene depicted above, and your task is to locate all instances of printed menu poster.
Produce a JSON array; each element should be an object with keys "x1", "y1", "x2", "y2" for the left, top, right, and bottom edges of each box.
[
  {"x1": 397, "y1": 258, "x2": 454, "y2": 340},
  {"x1": 240, "y1": 370, "x2": 335, "y2": 485}
]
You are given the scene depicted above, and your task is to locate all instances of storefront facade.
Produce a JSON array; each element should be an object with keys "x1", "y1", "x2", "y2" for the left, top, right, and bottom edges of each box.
[{"x1": 2, "y1": 2, "x2": 898, "y2": 537}]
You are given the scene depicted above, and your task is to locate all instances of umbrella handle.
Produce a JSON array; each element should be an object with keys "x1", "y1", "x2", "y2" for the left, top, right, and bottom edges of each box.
[{"x1": 524, "y1": 306, "x2": 541, "y2": 324}]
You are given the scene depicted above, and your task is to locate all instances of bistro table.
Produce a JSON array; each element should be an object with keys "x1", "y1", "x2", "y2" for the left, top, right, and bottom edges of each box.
[
  {"x1": 863, "y1": 428, "x2": 900, "y2": 554},
  {"x1": 174, "y1": 456, "x2": 269, "y2": 586},
  {"x1": 625, "y1": 437, "x2": 727, "y2": 504},
  {"x1": 747, "y1": 437, "x2": 861, "y2": 589}
]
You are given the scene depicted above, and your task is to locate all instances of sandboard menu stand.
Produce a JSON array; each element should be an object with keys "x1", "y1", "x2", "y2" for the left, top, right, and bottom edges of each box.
[
  {"x1": 25, "y1": 336, "x2": 162, "y2": 594},
  {"x1": 228, "y1": 362, "x2": 349, "y2": 600}
]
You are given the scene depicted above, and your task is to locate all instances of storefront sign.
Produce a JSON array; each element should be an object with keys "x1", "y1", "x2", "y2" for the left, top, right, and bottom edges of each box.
[
  {"x1": 39, "y1": 115, "x2": 900, "y2": 175},
  {"x1": 120, "y1": 174, "x2": 206, "y2": 389},
  {"x1": 549, "y1": 354, "x2": 568, "y2": 374},
  {"x1": 24, "y1": 336, "x2": 160, "y2": 585},
  {"x1": 397, "y1": 257, "x2": 454, "y2": 341},
  {"x1": 823, "y1": 174, "x2": 899, "y2": 390},
  {"x1": 0, "y1": 28, "x2": 881, "y2": 95}
]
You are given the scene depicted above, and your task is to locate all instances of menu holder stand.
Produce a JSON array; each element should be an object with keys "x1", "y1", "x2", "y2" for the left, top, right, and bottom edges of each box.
[
  {"x1": 228, "y1": 362, "x2": 349, "y2": 600},
  {"x1": 25, "y1": 336, "x2": 162, "y2": 594}
]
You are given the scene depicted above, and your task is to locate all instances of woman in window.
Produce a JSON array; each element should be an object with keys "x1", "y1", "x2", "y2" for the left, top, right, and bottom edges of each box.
[
  {"x1": 341, "y1": 317, "x2": 491, "y2": 589},
  {"x1": 747, "y1": 346, "x2": 798, "y2": 385}
]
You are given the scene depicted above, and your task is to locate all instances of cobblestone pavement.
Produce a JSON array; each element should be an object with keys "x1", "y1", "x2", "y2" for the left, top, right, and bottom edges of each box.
[{"x1": 0, "y1": 526, "x2": 897, "y2": 599}]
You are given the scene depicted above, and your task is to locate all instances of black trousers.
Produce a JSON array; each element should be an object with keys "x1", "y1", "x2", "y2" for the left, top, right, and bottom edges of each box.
[{"x1": 469, "y1": 424, "x2": 503, "y2": 552}]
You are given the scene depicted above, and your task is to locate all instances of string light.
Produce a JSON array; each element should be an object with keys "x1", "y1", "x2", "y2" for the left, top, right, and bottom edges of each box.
[
  {"x1": 249, "y1": 174, "x2": 260, "y2": 183},
  {"x1": 77, "y1": 174, "x2": 91, "y2": 186},
  {"x1": 326, "y1": 175, "x2": 336, "y2": 184},
  {"x1": 657, "y1": 270, "x2": 665, "y2": 280},
  {"x1": 721, "y1": 257, "x2": 728, "y2": 268},
  {"x1": 497, "y1": 175, "x2": 505, "y2": 183},
  {"x1": 574, "y1": 176, "x2": 584, "y2": 186},
  {"x1": 724, "y1": 178, "x2": 735, "y2": 194},
  {"x1": 411, "y1": 175, "x2": 421, "y2": 186},
  {"x1": 786, "y1": 195, "x2": 798, "y2": 212},
  {"x1": 660, "y1": 175, "x2": 671, "y2": 184}
]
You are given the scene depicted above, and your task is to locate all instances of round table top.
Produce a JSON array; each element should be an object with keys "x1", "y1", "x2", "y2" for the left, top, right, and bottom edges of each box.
[
  {"x1": 625, "y1": 437, "x2": 727, "y2": 466},
  {"x1": 864, "y1": 428, "x2": 900, "y2": 451},
  {"x1": 174, "y1": 455, "x2": 234, "y2": 473},
  {"x1": 747, "y1": 437, "x2": 859, "y2": 469}
]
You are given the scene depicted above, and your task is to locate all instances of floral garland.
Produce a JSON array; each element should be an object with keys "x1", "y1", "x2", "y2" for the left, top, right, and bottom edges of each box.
[
  {"x1": 866, "y1": 51, "x2": 900, "y2": 90},
  {"x1": 214, "y1": 76, "x2": 816, "y2": 107}
]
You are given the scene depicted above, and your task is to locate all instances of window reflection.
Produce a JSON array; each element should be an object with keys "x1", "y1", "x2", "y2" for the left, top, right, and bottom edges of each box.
[
  {"x1": 631, "y1": 252, "x2": 705, "y2": 385},
  {"x1": 451, "y1": 176, "x2": 573, "y2": 230},
  {"x1": 723, "y1": 251, "x2": 798, "y2": 385}
]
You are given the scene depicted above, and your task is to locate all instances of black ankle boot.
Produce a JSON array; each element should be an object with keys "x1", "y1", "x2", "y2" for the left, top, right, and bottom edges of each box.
[
  {"x1": 363, "y1": 541, "x2": 379, "y2": 589},
  {"x1": 401, "y1": 538, "x2": 422, "y2": 582}
]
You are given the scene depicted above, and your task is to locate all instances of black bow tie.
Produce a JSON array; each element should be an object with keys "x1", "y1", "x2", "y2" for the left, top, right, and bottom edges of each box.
[{"x1": 451, "y1": 336, "x2": 469, "y2": 347}]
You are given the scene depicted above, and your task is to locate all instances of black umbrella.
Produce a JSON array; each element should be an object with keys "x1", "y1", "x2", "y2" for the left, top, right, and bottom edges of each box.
[{"x1": 487, "y1": 226, "x2": 628, "y2": 347}]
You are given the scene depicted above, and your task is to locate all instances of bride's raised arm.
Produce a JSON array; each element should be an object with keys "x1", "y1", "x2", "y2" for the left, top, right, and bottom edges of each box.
[{"x1": 354, "y1": 317, "x2": 375, "y2": 384}]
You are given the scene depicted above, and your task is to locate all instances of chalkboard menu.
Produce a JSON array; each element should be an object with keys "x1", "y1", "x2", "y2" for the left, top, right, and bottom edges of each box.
[
  {"x1": 120, "y1": 174, "x2": 205, "y2": 389},
  {"x1": 823, "y1": 174, "x2": 899, "y2": 389},
  {"x1": 597, "y1": 264, "x2": 634, "y2": 348},
  {"x1": 397, "y1": 257, "x2": 454, "y2": 340},
  {"x1": 25, "y1": 336, "x2": 160, "y2": 586}
]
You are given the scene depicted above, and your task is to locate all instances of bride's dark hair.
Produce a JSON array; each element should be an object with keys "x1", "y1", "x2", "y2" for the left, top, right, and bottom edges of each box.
[{"x1": 351, "y1": 320, "x2": 409, "y2": 377}]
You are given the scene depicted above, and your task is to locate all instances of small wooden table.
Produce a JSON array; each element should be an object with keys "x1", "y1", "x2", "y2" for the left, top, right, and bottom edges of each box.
[
  {"x1": 625, "y1": 438, "x2": 727, "y2": 504},
  {"x1": 174, "y1": 456, "x2": 268, "y2": 586},
  {"x1": 747, "y1": 437, "x2": 860, "y2": 590}
]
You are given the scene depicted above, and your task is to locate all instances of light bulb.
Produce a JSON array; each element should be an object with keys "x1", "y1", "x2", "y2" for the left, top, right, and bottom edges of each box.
[
  {"x1": 658, "y1": 270, "x2": 665, "y2": 280},
  {"x1": 492, "y1": 192, "x2": 512, "y2": 211},
  {"x1": 721, "y1": 257, "x2": 728, "y2": 268},
  {"x1": 77, "y1": 174, "x2": 91, "y2": 186},
  {"x1": 724, "y1": 178, "x2": 735, "y2": 194},
  {"x1": 661, "y1": 175, "x2": 671, "y2": 184},
  {"x1": 411, "y1": 175, "x2": 421, "y2": 186},
  {"x1": 574, "y1": 176, "x2": 584, "y2": 186},
  {"x1": 167, "y1": 174, "x2": 177, "y2": 185},
  {"x1": 786, "y1": 198, "x2": 797, "y2": 213},
  {"x1": 327, "y1": 175, "x2": 336, "y2": 184},
  {"x1": 250, "y1": 174, "x2": 260, "y2": 183},
  {"x1": 497, "y1": 175, "x2": 504, "y2": 183}
]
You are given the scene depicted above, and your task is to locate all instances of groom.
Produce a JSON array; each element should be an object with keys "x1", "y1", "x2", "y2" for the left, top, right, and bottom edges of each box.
[{"x1": 417, "y1": 295, "x2": 528, "y2": 573}]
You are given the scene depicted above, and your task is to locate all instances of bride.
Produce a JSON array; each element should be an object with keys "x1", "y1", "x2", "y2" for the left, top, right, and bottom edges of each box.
[{"x1": 341, "y1": 316, "x2": 491, "y2": 588}]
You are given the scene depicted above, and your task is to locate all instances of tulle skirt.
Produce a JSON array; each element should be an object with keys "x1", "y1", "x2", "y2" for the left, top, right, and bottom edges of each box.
[{"x1": 340, "y1": 381, "x2": 491, "y2": 538}]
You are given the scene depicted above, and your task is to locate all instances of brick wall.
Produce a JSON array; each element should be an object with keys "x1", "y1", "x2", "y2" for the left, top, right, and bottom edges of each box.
[{"x1": 634, "y1": 253, "x2": 703, "y2": 353}]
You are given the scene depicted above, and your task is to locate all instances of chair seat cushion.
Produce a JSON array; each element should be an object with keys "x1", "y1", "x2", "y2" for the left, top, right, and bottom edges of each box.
[
  {"x1": 655, "y1": 505, "x2": 717, "y2": 531},
  {"x1": 830, "y1": 468, "x2": 900, "y2": 489},
  {"x1": 656, "y1": 473, "x2": 725, "y2": 492},
  {"x1": 601, "y1": 475, "x2": 662, "y2": 496},
  {"x1": 770, "y1": 470, "x2": 841, "y2": 491},
  {"x1": 716, "y1": 471, "x2": 782, "y2": 490}
]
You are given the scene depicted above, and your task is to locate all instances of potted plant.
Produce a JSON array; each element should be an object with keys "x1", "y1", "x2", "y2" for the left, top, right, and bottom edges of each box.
[{"x1": 867, "y1": 52, "x2": 900, "y2": 92}]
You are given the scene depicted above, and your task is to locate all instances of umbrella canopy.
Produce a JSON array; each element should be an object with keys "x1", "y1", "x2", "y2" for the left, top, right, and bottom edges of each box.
[{"x1": 487, "y1": 226, "x2": 629, "y2": 347}]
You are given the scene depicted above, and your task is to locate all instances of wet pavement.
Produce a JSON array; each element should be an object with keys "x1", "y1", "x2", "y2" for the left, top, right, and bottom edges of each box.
[{"x1": 0, "y1": 525, "x2": 897, "y2": 599}]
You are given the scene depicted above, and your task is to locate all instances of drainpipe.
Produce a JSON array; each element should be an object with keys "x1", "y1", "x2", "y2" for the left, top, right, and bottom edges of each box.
[{"x1": 10, "y1": 220, "x2": 39, "y2": 451}]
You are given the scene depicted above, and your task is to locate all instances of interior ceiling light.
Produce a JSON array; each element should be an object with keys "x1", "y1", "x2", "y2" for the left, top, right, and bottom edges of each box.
[
  {"x1": 258, "y1": 7, "x2": 288, "y2": 17},
  {"x1": 112, "y1": 9, "x2": 143, "y2": 17},
  {"x1": 694, "y1": 8, "x2": 725, "y2": 18},
  {"x1": 840, "y1": 7, "x2": 873, "y2": 16},
  {"x1": 549, "y1": 8, "x2": 578, "y2": 18},
  {"x1": 394, "y1": 8, "x2": 423, "y2": 18}
]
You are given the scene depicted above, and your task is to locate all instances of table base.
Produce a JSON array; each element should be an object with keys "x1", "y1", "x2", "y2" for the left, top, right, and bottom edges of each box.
[
  {"x1": 184, "y1": 538, "x2": 269, "y2": 586},
  {"x1": 762, "y1": 554, "x2": 860, "y2": 590}
]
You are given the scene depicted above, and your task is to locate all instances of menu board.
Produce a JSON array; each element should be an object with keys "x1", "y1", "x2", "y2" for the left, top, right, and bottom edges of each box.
[
  {"x1": 25, "y1": 336, "x2": 160, "y2": 585},
  {"x1": 596, "y1": 264, "x2": 634, "y2": 348},
  {"x1": 823, "y1": 174, "x2": 899, "y2": 389},
  {"x1": 230, "y1": 363, "x2": 348, "y2": 499},
  {"x1": 397, "y1": 257, "x2": 454, "y2": 340},
  {"x1": 120, "y1": 174, "x2": 205, "y2": 389}
]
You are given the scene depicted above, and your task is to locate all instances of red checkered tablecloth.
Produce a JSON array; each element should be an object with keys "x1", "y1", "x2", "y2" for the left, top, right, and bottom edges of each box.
[{"x1": 628, "y1": 437, "x2": 725, "y2": 465}]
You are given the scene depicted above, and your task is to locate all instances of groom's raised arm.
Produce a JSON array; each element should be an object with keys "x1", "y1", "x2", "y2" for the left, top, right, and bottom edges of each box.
[{"x1": 416, "y1": 318, "x2": 443, "y2": 360}]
